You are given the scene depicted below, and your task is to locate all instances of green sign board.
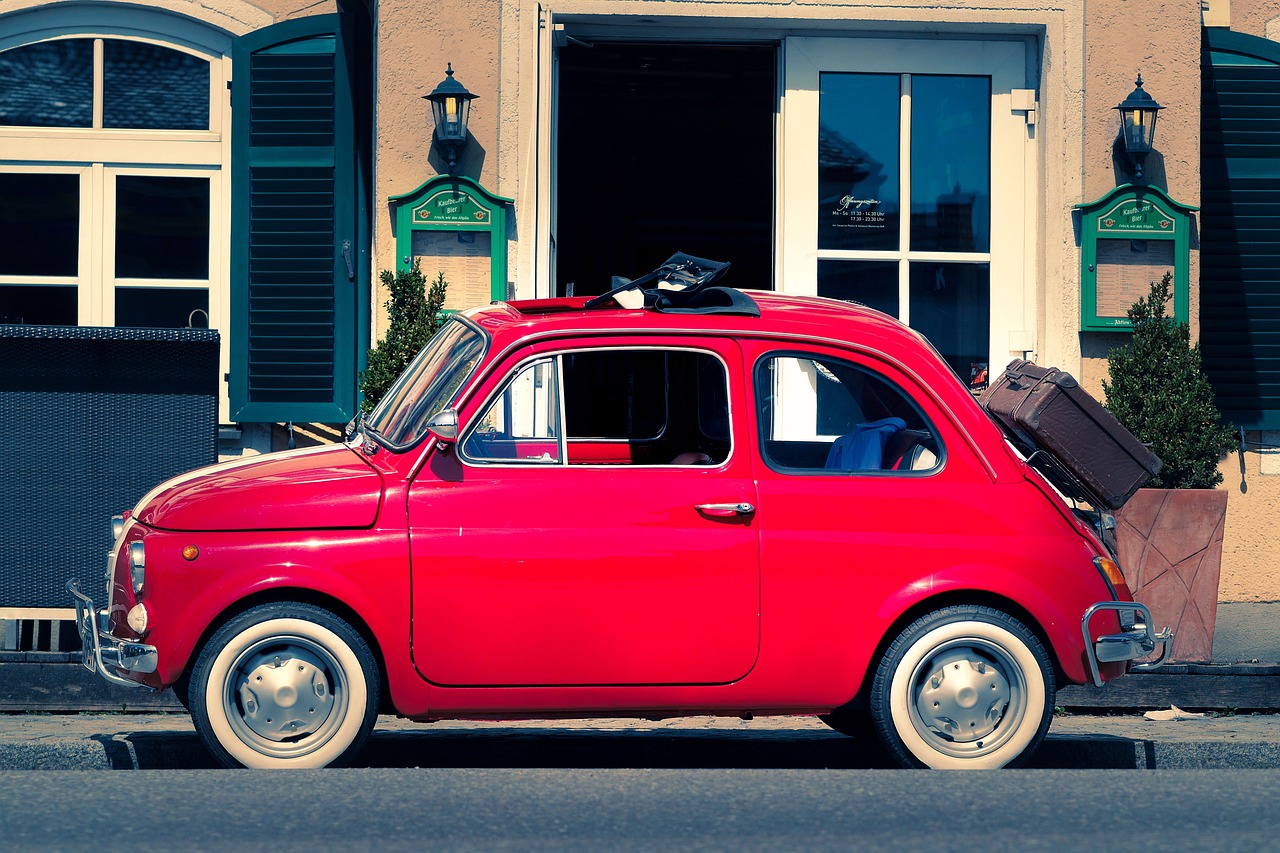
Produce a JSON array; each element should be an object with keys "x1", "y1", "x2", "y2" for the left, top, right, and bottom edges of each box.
[
  {"x1": 1074, "y1": 184, "x2": 1196, "y2": 333},
  {"x1": 412, "y1": 189, "x2": 492, "y2": 224},
  {"x1": 389, "y1": 175, "x2": 512, "y2": 312}
]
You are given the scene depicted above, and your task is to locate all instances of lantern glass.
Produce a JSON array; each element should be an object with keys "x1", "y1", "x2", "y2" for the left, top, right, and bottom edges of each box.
[{"x1": 1120, "y1": 105, "x2": 1158, "y2": 155}]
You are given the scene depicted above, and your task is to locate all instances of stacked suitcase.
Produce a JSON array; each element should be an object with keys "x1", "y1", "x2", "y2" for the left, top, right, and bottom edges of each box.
[{"x1": 979, "y1": 359, "x2": 1162, "y2": 510}]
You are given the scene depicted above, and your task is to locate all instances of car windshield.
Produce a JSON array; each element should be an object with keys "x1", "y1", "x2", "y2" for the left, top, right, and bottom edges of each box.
[{"x1": 365, "y1": 318, "x2": 487, "y2": 448}]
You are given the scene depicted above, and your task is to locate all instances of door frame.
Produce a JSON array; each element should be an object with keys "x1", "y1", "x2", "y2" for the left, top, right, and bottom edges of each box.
[{"x1": 780, "y1": 36, "x2": 1033, "y2": 377}]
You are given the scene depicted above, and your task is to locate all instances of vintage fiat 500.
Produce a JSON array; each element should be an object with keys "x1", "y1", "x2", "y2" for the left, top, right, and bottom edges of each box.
[{"x1": 69, "y1": 263, "x2": 1169, "y2": 769}]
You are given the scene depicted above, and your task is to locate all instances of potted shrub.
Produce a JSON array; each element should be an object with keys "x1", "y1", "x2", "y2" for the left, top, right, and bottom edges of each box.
[
  {"x1": 360, "y1": 261, "x2": 448, "y2": 414},
  {"x1": 1102, "y1": 272, "x2": 1237, "y2": 661}
]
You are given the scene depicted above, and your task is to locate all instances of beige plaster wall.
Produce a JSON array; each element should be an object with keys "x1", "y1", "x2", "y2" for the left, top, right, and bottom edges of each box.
[
  {"x1": 1076, "y1": 0, "x2": 1202, "y2": 397},
  {"x1": 372, "y1": 0, "x2": 501, "y2": 341}
]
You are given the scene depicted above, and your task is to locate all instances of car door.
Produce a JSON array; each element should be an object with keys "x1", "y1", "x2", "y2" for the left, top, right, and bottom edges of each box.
[
  {"x1": 408, "y1": 337, "x2": 760, "y2": 687},
  {"x1": 743, "y1": 340, "x2": 1007, "y2": 685}
]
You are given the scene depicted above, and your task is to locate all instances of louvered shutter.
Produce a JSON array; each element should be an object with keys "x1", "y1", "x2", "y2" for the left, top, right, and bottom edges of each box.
[
  {"x1": 1202, "y1": 29, "x2": 1280, "y2": 429},
  {"x1": 230, "y1": 14, "x2": 364, "y2": 423}
]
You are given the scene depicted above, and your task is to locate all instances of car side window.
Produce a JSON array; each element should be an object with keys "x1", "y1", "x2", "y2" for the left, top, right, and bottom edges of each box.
[
  {"x1": 461, "y1": 348, "x2": 731, "y2": 466},
  {"x1": 755, "y1": 353, "x2": 941, "y2": 474},
  {"x1": 462, "y1": 358, "x2": 562, "y2": 464}
]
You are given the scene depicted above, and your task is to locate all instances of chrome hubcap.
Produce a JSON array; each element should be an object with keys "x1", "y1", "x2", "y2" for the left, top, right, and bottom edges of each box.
[
  {"x1": 237, "y1": 647, "x2": 334, "y2": 742},
  {"x1": 914, "y1": 648, "x2": 1011, "y2": 743}
]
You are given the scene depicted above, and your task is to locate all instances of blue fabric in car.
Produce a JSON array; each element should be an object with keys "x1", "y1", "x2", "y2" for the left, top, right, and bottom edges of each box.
[{"x1": 824, "y1": 417, "x2": 906, "y2": 470}]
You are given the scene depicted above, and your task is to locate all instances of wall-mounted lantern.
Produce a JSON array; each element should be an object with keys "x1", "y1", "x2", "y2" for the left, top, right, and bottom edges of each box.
[
  {"x1": 423, "y1": 63, "x2": 478, "y2": 172},
  {"x1": 1114, "y1": 73, "x2": 1164, "y2": 180}
]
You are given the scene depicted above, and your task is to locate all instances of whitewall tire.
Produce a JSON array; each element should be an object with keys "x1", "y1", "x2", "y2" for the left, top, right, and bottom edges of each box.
[
  {"x1": 871, "y1": 606, "x2": 1054, "y2": 769},
  {"x1": 189, "y1": 602, "x2": 379, "y2": 769}
]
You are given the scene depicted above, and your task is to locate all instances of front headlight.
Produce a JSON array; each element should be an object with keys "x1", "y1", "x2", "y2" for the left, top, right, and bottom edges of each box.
[{"x1": 128, "y1": 541, "x2": 145, "y2": 597}]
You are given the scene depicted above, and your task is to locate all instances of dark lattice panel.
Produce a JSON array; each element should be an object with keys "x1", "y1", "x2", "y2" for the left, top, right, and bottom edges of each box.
[{"x1": 0, "y1": 326, "x2": 218, "y2": 607}]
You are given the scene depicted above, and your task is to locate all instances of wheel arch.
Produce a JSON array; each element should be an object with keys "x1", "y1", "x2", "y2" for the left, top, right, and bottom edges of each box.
[
  {"x1": 841, "y1": 589, "x2": 1069, "y2": 713},
  {"x1": 177, "y1": 586, "x2": 394, "y2": 715}
]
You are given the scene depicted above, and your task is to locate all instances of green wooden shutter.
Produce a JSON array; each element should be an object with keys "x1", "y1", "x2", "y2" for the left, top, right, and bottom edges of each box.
[
  {"x1": 230, "y1": 14, "x2": 365, "y2": 423},
  {"x1": 1201, "y1": 29, "x2": 1280, "y2": 429}
]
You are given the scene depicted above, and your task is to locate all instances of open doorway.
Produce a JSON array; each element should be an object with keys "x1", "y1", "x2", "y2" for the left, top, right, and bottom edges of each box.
[{"x1": 555, "y1": 42, "x2": 776, "y2": 296}]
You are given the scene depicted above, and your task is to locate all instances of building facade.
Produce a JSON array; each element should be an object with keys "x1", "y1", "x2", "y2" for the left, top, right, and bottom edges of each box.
[{"x1": 2, "y1": 0, "x2": 1279, "y2": 626}]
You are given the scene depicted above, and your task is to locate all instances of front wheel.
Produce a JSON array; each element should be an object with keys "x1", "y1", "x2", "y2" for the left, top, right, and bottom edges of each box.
[
  {"x1": 188, "y1": 602, "x2": 380, "y2": 769},
  {"x1": 870, "y1": 605, "x2": 1054, "y2": 769}
]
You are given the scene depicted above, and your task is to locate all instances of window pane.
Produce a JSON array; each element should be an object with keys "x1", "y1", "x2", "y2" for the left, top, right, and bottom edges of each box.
[
  {"x1": 756, "y1": 354, "x2": 939, "y2": 473},
  {"x1": 115, "y1": 287, "x2": 208, "y2": 328},
  {"x1": 464, "y1": 359, "x2": 562, "y2": 464},
  {"x1": 104, "y1": 40, "x2": 209, "y2": 130},
  {"x1": 818, "y1": 260, "x2": 899, "y2": 317},
  {"x1": 909, "y1": 263, "x2": 990, "y2": 391},
  {"x1": 0, "y1": 39, "x2": 93, "y2": 128},
  {"x1": 115, "y1": 176, "x2": 209, "y2": 279},
  {"x1": 563, "y1": 350, "x2": 668, "y2": 440},
  {"x1": 910, "y1": 76, "x2": 991, "y2": 252},
  {"x1": 0, "y1": 173, "x2": 79, "y2": 277},
  {"x1": 0, "y1": 285, "x2": 76, "y2": 325},
  {"x1": 818, "y1": 74, "x2": 900, "y2": 250}
]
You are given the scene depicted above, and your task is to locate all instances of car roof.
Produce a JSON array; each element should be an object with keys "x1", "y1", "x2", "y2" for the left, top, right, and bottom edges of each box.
[{"x1": 467, "y1": 290, "x2": 937, "y2": 358}]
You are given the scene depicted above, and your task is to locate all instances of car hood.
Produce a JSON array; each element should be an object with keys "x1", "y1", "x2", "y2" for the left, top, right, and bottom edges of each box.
[{"x1": 134, "y1": 444, "x2": 383, "y2": 532}]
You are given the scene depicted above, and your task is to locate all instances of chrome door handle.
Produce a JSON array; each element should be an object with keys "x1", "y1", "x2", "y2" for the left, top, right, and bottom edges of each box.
[{"x1": 696, "y1": 502, "x2": 756, "y2": 518}]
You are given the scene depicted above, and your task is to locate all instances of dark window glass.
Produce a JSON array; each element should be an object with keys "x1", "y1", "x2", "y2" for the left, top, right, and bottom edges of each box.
[
  {"x1": 909, "y1": 263, "x2": 990, "y2": 390},
  {"x1": 104, "y1": 40, "x2": 209, "y2": 130},
  {"x1": 115, "y1": 176, "x2": 209, "y2": 279},
  {"x1": 0, "y1": 173, "x2": 79, "y2": 277},
  {"x1": 563, "y1": 350, "x2": 669, "y2": 440},
  {"x1": 115, "y1": 287, "x2": 208, "y2": 328},
  {"x1": 818, "y1": 260, "x2": 899, "y2": 317},
  {"x1": 818, "y1": 73, "x2": 900, "y2": 251},
  {"x1": 0, "y1": 285, "x2": 76, "y2": 325},
  {"x1": 0, "y1": 40, "x2": 93, "y2": 128},
  {"x1": 910, "y1": 76, "x2": 991, "y2": 253}
]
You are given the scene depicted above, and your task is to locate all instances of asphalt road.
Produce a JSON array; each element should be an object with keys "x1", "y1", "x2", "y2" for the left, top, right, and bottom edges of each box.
[{"x1": 2, "y1": 767, "x2": 1278, "y2": 851}]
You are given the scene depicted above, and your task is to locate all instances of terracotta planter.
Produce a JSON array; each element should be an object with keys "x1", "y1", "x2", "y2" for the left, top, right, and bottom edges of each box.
[{"x1": 1115, "y1": 488, "x2": 1228, "y2": 662}]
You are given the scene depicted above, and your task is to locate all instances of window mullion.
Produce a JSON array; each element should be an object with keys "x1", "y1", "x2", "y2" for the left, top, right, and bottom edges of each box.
[
  {"x1": 92, "y1": 39, "x2": 104, "y2": 130},
  {"x1": 899, "y1": 73, "x2": 912, "y2": 326}
]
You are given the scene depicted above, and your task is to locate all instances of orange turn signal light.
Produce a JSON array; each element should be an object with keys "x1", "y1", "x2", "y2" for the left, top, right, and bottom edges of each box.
[{"x1": 182, "y1": 544, "x2": 200, "y2": 561}]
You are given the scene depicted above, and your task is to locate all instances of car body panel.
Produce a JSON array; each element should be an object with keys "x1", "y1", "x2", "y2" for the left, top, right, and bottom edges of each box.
[{"x1": 134, "y1": 445, "x2": 384, "y2": 532}]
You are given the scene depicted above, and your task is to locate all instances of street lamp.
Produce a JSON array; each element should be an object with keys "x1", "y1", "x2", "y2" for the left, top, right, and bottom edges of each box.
[
  {"x1": 424, "y1": 63, "x2": 478, "y2": 172},
  {"x1": 1114, "y1": 73, "x2": 1164, "y2": 180}
]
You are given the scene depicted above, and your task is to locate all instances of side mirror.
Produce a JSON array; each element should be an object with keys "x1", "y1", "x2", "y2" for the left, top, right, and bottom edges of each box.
[{"x1": 425, "y1": 408, "x2": 459, "y2": 445}]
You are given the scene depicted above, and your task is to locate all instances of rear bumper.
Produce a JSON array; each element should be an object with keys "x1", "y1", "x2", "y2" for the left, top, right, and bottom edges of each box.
[
  {"x1": 1082, "y1": 601, "x2": 1172, "y2": 687},
  {"x1": 67, "y1": 579, "x2": 157, "y2": 690}
]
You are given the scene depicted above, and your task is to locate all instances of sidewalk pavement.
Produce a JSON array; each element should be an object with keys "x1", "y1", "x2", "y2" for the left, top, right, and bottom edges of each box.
[{"x1": 2, "y1": 712, "x2": 1277, "y2": 771}]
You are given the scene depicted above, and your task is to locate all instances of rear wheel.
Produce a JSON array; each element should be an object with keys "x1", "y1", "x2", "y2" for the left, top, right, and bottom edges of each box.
[
  {"x1": 870, "y1": 605, "x2": 1054, "y2": 769},
  {"x1": 188, "y1": 602, "x2": 379, "y2": 769}
]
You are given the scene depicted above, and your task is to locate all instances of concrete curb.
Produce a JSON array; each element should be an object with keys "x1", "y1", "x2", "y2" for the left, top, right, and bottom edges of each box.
[{"x1": 2, "y1": 713, "x2": 1277, "y2": 771}]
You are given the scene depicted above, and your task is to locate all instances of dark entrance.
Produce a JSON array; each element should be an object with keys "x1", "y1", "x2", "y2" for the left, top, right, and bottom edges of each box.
[{"x1": 555, "y1": 43, "x2": 776, "y2": 296}]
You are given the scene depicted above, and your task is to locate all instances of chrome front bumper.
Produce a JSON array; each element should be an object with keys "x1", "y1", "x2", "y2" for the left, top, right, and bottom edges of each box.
[
  {"x1": 1081, "y1": 601, "x2": 1172, "y2": 687},
  {"x1": 67, "y1": 579, "x2": 158, "y2": 690}
]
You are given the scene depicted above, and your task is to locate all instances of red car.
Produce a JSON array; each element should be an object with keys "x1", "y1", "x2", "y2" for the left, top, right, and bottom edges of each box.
[{"x1": 69, "y1": 261, "x2": 1169, "y2": 769}]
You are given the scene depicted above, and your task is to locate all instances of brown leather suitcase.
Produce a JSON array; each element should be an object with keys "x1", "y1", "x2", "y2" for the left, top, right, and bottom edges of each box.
[{"x1": 980, "y1": 359, "x2": 1162, "y2": 510}]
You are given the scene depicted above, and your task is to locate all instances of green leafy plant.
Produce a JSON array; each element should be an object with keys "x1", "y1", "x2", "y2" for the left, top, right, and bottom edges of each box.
[
  {"x1": 359, "y1": 261, "x2": 448, "y2": 414},
  {"x1": 1102, "y1": 272, "x2": 1236, "y2": 489}
]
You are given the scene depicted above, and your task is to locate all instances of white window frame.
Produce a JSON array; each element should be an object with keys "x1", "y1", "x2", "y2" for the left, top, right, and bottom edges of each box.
[
  {"x1": 780, "y1": 36, "x2": 1033, "y2": 375},
  {"x1": 0, "y1": 25, "x2": 233, "y2": 420}
]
